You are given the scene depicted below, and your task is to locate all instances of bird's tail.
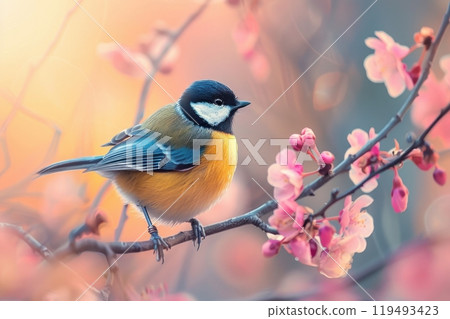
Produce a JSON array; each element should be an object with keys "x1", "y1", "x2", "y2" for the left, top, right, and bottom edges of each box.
[{"x1": 37, "y1": 156, "x2": 103, "y2": 175}]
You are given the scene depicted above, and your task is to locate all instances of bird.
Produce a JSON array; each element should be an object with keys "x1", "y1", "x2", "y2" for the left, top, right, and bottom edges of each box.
[{"x1": 38, "y1": 80, "x2": 250, "y2": 262}]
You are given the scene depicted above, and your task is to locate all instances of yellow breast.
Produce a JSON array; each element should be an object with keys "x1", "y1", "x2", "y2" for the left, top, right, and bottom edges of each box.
[{"x1": 113, "y1": 131, "x2": 237, "y2": 223}]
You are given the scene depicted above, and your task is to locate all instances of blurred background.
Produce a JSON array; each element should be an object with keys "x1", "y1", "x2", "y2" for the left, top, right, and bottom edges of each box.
[{"x1": 0, "y1": 0, "x2": 449, "y2": 300}]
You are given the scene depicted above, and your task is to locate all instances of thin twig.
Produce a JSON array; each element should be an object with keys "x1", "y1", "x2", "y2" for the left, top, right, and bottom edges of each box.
[
  {"x1": 0, "y1": 223, "x2": 53, "y2": 259},
  {"x1": 114, "y1": 204, "x2": 129, "y2": 241}
]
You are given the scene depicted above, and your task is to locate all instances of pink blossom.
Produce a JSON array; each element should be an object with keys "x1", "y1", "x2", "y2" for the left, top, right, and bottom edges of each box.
[
  {"x1": 267, "y1": 149, "x2": 303, "y2": 201},
  {"x1": 339, "y1": 195, "x2": 374, "y2": 240},
  {"x1": 264, "y1": 195, "x2": 374, "y2": 278},
  {"x1": 268, "y1": 200, "x2": 300, "y2": 237},
  {"x1": 268, "y1": 200, "x2": 296, "y2": 226},
  {"x1": 345, "y1": 128, "x2": 380, "y2": 192},
  {"x1": 266, "y1": 201, "x2": 317, "y2": 265},
  {"x1": 263, "y1": 195, "x2": 374, "y2": 278},
  {"x1": 318, "y1": 236, "x2": 358, "y2": 278},
  {"x1": 317, "y1": 195, "x2": 375, "y2": 278},
  {"x1": 433, "y1": 167, "x2": 446, "y2": 186},
  {"x1": 411, "y1": 55, "x2": 450, "y2": 147},
  {"x1": 391, "y1": 170, "x2": 409, "y2": 213},
  {"x1": 364, "y1": 31, "x2": 413, "y2": 97},
  {"x1": 289, "y1": 128, "x2": 317, "y2": 154},
  {"x1": 269, "y1": 201, "x2": 308, "y2": 241}
]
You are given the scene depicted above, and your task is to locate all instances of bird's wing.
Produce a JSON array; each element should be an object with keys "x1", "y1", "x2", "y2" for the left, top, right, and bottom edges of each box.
[
  {"x1": 90, "y1": 129, "x2": 206, "y2": 173},
  {"x1": 101, "y1": 124, "x2": 144, "y2": 147}
]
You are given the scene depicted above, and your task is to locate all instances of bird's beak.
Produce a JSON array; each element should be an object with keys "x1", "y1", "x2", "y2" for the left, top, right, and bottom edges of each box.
[{"x1": 234, "y1": 100, "x2": 251, "y2": 110}]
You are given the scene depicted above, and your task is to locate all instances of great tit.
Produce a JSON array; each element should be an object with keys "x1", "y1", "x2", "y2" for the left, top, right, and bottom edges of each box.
[{"x1": 38, "y1": 80, "x2": 250, "y2": 262}]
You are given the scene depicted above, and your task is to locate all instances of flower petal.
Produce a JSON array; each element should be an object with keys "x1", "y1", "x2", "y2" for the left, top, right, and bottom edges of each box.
[
  {"x1": 267, "y1": 164, "x2": 286, "y2": 187},
  {"x1": 364, "y1": 55, "x2": 383, "y2": 82},
  {"x1": 385, "y1": 69, "x2": 406, "y2": 97}
]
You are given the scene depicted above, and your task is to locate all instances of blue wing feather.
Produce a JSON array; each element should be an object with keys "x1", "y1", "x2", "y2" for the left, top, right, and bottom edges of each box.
[{"x1": 89, "y1": 129, "x2": 206, "y2": 173}]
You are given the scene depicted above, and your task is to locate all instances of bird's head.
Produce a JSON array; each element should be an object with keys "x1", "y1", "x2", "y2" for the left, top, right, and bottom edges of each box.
[{"x1": 178, "y1": 80, "x2": 250, "y2": 134}]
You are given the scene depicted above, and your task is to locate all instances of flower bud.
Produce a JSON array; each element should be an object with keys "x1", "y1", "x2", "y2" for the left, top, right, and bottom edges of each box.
[
  {"x1": 414, "y1": 26, "x2": 435, "y2": 49},
  {"x1": 301, "y1": 127, "x2": 316, "y2": 147},
  {"x1": 301, "y1": 127, "x2": 315, "y2": 140},
  {"x1": 262, "y1": 239, "x2": 281, "y2": 257},
  {"x1": 289, "y1": 134, "x2": 303, "y2": 151},
  {"x1": 320, "y1": 151, "x2": 335, "y2": 165},
  {"x1": 433, "y1": 167, "x2": 446, "y2": 186},
  {"x1": 319, "y1": 223, "x2": 335, "y2": 248},
  {"x1": 391, "y1": 174, "x2": 409, "y2": 213}
]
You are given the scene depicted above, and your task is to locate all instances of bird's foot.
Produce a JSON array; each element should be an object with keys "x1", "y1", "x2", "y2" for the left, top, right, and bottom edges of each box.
[
  {"x1": 147, "y1": 225, "x2": 170, "y2": 263},
  {"x1": 189, "y1": 218, "x2": 206, "y2": 250}
]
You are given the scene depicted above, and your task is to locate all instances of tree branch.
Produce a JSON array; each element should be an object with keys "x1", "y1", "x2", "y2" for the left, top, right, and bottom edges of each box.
[{"x1": 52, "y1": 200, "x2": 278, "y2": 258}]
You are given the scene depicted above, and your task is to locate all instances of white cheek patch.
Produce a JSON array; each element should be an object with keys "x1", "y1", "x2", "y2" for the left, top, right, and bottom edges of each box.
[{"x1": 190, "y1": 102, "x2": 231, "y2": 126}]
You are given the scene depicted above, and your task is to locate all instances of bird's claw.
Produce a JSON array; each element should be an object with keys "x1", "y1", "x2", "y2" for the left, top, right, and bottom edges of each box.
[
  {"x1": 189, "y1": 218, "x2": 206, "y2": 250},
  {"x1": 148, "y1": 226, "x2": 170, "y2": 263}
]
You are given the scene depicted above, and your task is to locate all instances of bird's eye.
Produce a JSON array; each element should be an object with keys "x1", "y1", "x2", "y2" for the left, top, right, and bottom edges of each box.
[{"x1": 214, "y1": 98, "x2": 223, "y2": 106}]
